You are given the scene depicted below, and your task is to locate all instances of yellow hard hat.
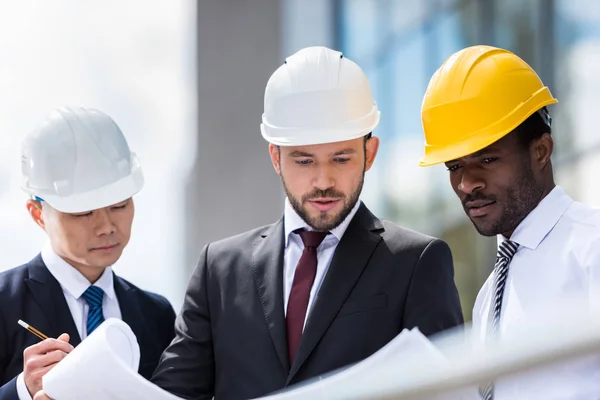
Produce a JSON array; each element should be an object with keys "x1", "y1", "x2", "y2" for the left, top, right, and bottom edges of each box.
[{"x1": 419, "y1": 45, "x2": 558, "y2": 166}]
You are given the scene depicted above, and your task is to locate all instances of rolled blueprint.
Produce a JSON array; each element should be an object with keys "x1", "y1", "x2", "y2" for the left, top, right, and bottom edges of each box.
[{"x1": 43, "y1": 318, "x2": 182, "y2": 400}]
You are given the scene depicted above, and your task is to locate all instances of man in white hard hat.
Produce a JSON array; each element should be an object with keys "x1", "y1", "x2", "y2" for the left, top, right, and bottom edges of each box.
[
  {"x1": 151, "y1": 46, "x2": 463, "y2": 399},
  {"x1": 0, "y1": 107, "x2": 176, "y2": 400}
]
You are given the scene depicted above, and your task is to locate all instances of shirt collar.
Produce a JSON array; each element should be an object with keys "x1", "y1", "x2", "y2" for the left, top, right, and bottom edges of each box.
[
  {"x1": 283, "y1": 198, "x2": 362, "y2": 247},
  {"x1": 497, "y1": 186, "x2": 573, "y2": 250},
  {"x1": 41, "y1": 243, "x2": 117, "y2": 300}
]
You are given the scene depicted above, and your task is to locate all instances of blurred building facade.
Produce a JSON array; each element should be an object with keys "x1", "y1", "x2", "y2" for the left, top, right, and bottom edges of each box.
[
  {"x1": 335, "y1": 0, "x2": 600, "y2": 319},
  {"x1": 1, "y1": 0, "x2": 599, "y2": 319},
  {"x1": 185, "y1": 0, "x2": 337, "y2": 297}
]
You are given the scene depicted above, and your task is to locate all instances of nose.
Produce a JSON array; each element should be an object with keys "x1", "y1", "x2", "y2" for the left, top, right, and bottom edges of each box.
[
  {"x1": 312, "y1": 165, "x2": 335, "y2": 191},
  {"x1": 93, "y1": 208, "x2": 117, "y2": 236},
  {"x1": 457, "y1": 168, "x2": 485, "y2": 195}
]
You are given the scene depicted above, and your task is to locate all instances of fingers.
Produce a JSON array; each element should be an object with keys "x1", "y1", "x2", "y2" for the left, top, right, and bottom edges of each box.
[
  {"x1": 23, "y1": 337, "x2": 74, "y2": 359},
  {"x1": 57, "y1": 333, "x2": 70, "y2": 343},
  {"x1": 23, "y1": 332, "x2": 74, "y2": 396},
  {"x1": 26, "y1": 349, "x2": 70, "y2": 371},
  {"x1": 33, "y1": 390, "x2": 52, "y2": 400}
]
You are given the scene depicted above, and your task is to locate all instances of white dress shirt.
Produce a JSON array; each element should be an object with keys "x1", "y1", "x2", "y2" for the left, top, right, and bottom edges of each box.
[
  {"x1": 17, "y1": 244, "x2": 122, "y2": 400},
  {"x1": 473, "y1": 186, "x2": 600, "y2": 399},
  {"x1": 283, "y1": 198, "x2": 361, "y2": 328}
]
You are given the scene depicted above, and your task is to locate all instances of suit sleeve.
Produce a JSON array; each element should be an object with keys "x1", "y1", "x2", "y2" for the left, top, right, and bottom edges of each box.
[
  {"x1": 402, "y1": 239, "x2": 464, "y2": 336},
  {"x1": 0, "y1": 303, "x2": 19, "y2": 400},
  {"x1": 161, "y1": 299, "x2": 177, "y2": 351},
  {"x1": 151, "y1": 245, "x2": 214, "y2": 400},
  {"x1": 0, "y1": 377, "x2": 19, "y2": 400}
]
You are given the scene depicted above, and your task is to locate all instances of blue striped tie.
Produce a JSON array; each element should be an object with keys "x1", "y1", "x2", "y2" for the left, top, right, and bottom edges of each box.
[{"x1": 82, "y1": 286, "x2": 105, "y2": 335}]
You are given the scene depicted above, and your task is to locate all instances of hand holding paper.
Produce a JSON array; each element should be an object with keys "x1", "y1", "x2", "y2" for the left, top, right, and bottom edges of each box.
[
  {"x1": 42, "y1": 318, "x2": 183, "y2": 400},
  {"x1": 23, "y1": 332, "x2": 73, "y2": 396},
  {"x1": 33, "y1": 390, "x2": 51, "y2": 400}
]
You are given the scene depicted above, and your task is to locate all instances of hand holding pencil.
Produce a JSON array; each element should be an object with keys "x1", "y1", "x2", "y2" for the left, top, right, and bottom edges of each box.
[{"x1": 18, "y1": 320, "x2": 73, "y2": 397}]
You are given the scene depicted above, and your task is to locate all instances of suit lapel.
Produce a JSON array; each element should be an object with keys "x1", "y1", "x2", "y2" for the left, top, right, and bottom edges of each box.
[
  {"x1": 287, "y1": 204, "x2": 384, "y2": 383},
  {"x1": 25, "y1": 255, "x2": 82, "y2": 346},
  {"x1": 251, "y1": 218, "x2": 289, "y2": 372},
  {"x1": 114, "y1": 275, "x2": 146, "y2": 349}
]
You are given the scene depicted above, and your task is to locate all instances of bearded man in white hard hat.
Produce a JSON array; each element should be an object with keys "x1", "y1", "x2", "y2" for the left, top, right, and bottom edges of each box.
[
  {"x1": 151, "y1": 46, "x2": 463, "y2": 400},
  {"x1": 0, "y1": 107, "x2": 176, "y2": 400}
]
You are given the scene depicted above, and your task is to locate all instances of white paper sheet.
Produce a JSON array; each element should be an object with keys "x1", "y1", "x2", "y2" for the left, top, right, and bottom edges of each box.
[
  {"x1": 46, "y1": 309, "x2": 600, "y2": 400},
  {"x1": 43, "y1": 318, "x2": 183, "y2": 400},
  {"x1": 257, "y1": 328, "x2": 479, "y2": 400}
]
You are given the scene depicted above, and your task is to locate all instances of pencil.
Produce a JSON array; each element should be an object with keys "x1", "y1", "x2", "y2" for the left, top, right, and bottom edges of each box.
[{"x1": 18, "y1": 319, "x2": 49, "y2": 341}]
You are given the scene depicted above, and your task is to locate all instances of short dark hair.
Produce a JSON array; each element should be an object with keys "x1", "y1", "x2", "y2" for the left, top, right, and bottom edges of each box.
[{"x1": 515, "y1": 106, "x2": 552, "y2": 150}]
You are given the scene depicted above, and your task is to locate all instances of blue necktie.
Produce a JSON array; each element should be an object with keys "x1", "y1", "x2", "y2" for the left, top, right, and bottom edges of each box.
[{"x1": 82, "y1": 286, "x2": 105, "y2": 335}]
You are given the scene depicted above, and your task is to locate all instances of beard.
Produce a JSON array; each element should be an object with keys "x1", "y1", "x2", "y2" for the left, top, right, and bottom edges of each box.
[
  {"x1": 464, "y1": 162, "x2": 544, "y2": 236},
  {"x1": 281, "y1": 172, "x2": 364, "y2": 232}
]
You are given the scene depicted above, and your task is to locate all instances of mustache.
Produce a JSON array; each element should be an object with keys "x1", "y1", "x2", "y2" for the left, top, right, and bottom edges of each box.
[
  {"x1": 302, "y1": 189, "x2": 345, "y2": 202},
  {"x1": 461, "y1": 192, "x2": 497, "y2": 207}
]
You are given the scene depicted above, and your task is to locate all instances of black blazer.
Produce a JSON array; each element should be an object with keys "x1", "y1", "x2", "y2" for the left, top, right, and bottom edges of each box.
[
  {"x1": 152, "y1": 203, "x2": 463, "y2": 400},
  {"x1": 0, "y1": 255, "x2": 176, "y2": 400}
]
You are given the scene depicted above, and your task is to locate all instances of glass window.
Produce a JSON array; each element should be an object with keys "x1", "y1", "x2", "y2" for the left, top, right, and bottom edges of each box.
[{"x1": 338, "y1": 0, "x2": 379, "y2": 57}]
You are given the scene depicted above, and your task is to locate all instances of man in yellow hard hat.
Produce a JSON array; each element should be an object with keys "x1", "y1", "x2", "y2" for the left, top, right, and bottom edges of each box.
[{"x1": 420, "y1": 45, "x2": 600, "y2": 399}]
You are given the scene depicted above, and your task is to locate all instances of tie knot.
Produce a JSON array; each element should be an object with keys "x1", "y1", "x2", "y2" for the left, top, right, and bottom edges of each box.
[
  {"x1": 82, "y1": 286, "x2": 104, "y2": 308},
  {"x1": 296, "y1": 229, "x2": 328, "y2": 248},
  {"x1": 497, "y1": 239, "x2": 519, "y2": 261}
]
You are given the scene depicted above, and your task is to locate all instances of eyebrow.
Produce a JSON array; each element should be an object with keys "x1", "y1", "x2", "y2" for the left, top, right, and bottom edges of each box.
[
  {"x1": 469, "y1": 148, "x2": 499, "y2": 158},
  {"x1": 288, "y1": 148, "x2": 356, "y2": 157},
  {"x1": 289, "y1": 151, "x2": 314, "y2": 157},
  {"x1": 446, "y1": 147, "x2": 499, "y2": 163},
  {"x1": 332, "y1": 148, "x2": 356, "y2": 156}
]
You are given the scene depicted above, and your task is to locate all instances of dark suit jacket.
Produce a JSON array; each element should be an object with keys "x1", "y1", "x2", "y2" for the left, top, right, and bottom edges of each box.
[
  {"x1": 0, "y1": 255, "x2": 176, "y2": 400},
  {"x1": 152, "y1": 204, "x2": 463, "y2": 400}
]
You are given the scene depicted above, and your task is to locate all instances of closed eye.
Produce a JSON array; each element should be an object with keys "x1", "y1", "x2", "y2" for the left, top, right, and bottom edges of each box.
[
  {"x1": 73, "y1": 212, "x2": 93, "y2": 218},
  {"x1": 112, "y1": 200, "x2": 130, "y2": 210},
  {"x1": 333, "y1": 157, "x2": 350, "y2": 163}
]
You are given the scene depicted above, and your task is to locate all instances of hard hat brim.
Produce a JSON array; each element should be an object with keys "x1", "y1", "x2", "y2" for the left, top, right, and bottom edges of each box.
[
  {"x1": 29, "y1": 168, "x2": 144, "y2": 214},
  {"x1": 419, "y1": 97, "x2": 558, "y2": 166},
  {"x1": 260, "y1": 110, "x2": 380, "y2": 146}
]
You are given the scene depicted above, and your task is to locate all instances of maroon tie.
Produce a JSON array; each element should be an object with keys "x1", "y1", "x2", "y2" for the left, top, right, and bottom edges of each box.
[{"x1": 286, "y1": 229, "x2": 328, "y2": 363}]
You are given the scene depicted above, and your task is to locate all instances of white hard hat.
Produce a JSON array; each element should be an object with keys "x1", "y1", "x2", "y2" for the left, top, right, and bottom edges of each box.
[
  {"x1": 260, "y1": 46, "x2": 380, "y2": 146},
  {"x1": 21, "y1": 106, "x2": 144, "y2": 213}
]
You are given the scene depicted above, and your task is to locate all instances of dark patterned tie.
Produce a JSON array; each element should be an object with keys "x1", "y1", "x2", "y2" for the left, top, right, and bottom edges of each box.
[
  {"x1": 82, "y1": 285, "x2": 105, "y2": 335},
  {"x1": 480, "y1": 239, "x2": 519, "y2": 400},
  {"x1": 286, "y1": 229, "x2": 328, "y2": 363}
]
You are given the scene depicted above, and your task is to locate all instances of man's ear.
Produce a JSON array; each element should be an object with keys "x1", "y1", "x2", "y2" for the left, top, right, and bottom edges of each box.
[
  {"x1": 365, "y1": 136, "x2": 380, "y2": 171},
  {"x1": 269, "y1": 144, "x2": 282, "y2": 175},
  {"x1": 26, "y1": 200, "x2": 46, "y2": 230},
  {"x1": 532, "y1": 133, "x2": 553, "y2": 171}
]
